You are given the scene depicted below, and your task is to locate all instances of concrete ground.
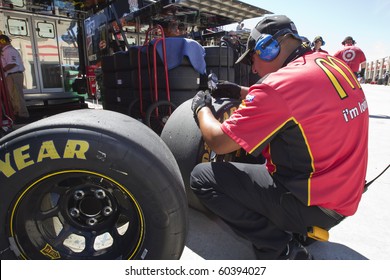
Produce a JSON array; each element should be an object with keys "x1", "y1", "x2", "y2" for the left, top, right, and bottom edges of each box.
[{"x1": 181, "y1": 83, "x2": 390, "y2": 260}]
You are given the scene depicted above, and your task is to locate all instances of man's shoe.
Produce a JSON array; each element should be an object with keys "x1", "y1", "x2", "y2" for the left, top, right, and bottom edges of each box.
[{"x1": 278, "y1": 238, "x2": 313, "y2": 260}]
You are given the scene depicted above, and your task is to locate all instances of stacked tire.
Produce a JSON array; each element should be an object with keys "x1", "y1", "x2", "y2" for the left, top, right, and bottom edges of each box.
[
  {"x1": 201, "y1": 46, "x2": 236, "y2": 88},
  {"x1": 201, "y1": 45, "x2": 259, "y2": 88},
  {"x1": 101, "y1": 50, "x2": 137, "y2": 115},
  {"x1": 103, "y1": 41, "x2": 204, "y2": 135}
]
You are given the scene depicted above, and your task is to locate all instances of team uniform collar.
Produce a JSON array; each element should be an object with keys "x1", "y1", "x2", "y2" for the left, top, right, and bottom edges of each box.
[{"x1": 282, "y1": 43, "x2": 312, "y2": 67}]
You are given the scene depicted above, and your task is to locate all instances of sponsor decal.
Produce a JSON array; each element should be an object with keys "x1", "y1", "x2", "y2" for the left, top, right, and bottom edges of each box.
[
  {"x1": 342, "y1": 49, "x2": 356, "y2": 62},
  {"x1": 40, "y1": 244, "x2": 61, "y2": 260},
  {"x1": 245, "y1": 94, "x2": 255, "y2": 102}
]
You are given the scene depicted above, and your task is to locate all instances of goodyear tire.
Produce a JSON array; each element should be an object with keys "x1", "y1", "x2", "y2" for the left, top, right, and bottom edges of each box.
[
  {"x1": 161, "y1": 98, "x2": 242, "y2": 211},
  {"x1": 0, "y1": 109, "x2": 188, "y2": 260}
]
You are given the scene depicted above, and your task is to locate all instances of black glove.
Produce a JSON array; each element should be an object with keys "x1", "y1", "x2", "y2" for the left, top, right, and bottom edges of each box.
[
  {"x1": 211, "y1": 81, "x2": 241, "y2": 99},
  {"x1": 191, "y1": 90, "x2": 212, "y2": 125},
  {"x1": 360, "y1": 68, "x2": 365, "y2": 77}
]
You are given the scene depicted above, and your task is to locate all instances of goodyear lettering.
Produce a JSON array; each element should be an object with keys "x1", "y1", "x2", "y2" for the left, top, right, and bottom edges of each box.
[
  {"x1": 0, "y1": 153, "x2": 14, "y2": 177},
  {"x1": 0, "y1": 140, "x2": 89, "y2": 178},
  {"x1": 64, "y1": 140, "x2": 89, "y2": 159},
  {"x1": 200, "y1": 104, "x2": 239, "y2": 162},
  {"x1": 37, "y1": 140, "x2": 61, "y2": 162},
  {"x1": 201, "y1": 142, "x2": 211, "y2": 163},
  {"x1": 14, "y1": 144, "x2": 35, "y2": 171}
]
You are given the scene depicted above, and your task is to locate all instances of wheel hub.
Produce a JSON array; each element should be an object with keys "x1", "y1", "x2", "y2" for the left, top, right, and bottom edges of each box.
[{"x1": 68, "y1": 188, "x2": 114, "y2": 227}]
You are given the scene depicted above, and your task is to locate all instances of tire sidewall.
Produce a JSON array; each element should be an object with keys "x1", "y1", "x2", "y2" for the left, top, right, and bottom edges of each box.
[
  {"x1": 161, "y1": 98, "x2": 240, "y2": 210},
  {"x1": 0, "y1": 110, "x2": 187, "y2": 259}
]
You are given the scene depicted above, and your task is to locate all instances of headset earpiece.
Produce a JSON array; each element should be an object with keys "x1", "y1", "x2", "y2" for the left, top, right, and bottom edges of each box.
[
  {"x1": 254, "y1": 34, "x2": 281, "y2": 62},
  {"x1": 253, "y1": 28, "x2": 294, "y2": 62}
]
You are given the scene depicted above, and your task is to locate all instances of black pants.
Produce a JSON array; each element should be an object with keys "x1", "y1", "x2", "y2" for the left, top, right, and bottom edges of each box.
[{"x1": 190, "y1": 162, "x2": 343, "y2": 259}]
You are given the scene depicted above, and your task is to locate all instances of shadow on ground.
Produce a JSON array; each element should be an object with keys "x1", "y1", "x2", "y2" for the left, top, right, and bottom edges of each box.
[{"x1": 185, "y1": 208, "x2": 368, "y2": 260}]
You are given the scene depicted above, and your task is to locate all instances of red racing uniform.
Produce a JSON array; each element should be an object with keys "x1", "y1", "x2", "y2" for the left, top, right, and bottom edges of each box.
[
  {"x1": 221, "y1": 51, "x2": 369, "y2": 216},
  {"x1": 334, "y1": 44, "x2": 366, "y2": 73}
]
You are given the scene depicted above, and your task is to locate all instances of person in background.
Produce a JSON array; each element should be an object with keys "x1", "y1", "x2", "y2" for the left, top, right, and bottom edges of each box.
[
  {"x1": 164, "y1": 21, "x2": 189, "y2": 38},
  {"x1": 165, "y1": 21, "x2": 180, "y2": 37},
  {"x1": 311, "y1": 36, "x2": 328, "y2": 53},
  {"x1": 0, "y1": 34, "x2": 29, "y2": 121},
  {"x1": 383, "y1": 71, "x2": 389, "y2": 86},
  {"x1": 178, "y1": 22, "x2": 188, "y2": 37},
  {"x1": 190, "y1": 15, "x2": 368, "y2": 260},
  {"x1": 334, "y1": 36, "x2": 366, "y2": 78},
  {"x1": 236, "y1": 22, "x2": 244, "y2": 31}
]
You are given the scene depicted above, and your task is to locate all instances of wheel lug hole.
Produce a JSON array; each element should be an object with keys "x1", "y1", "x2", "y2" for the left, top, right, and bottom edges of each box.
[
  {"x1": 74, "y1": 190, "x2": 85, "y2": 200},
  {"x1": 69, "y1": 208, "x2": 80, "y2": 217},
  {"x1": 103, "y1": 206, "x2": 113, "y2": 216},
  {"x1": 94, "y1": 189, "x2": 106, "y2": 199},
  {"x1": 87, "y1": 217, "x2": 98, "y2": 226}
]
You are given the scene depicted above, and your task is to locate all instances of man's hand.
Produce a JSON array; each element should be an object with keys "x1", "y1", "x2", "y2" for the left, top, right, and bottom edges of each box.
[
  {"x1": 211, "y1": 81, "x2": 241, "y2": 99},
  {"x1": 191, "y1": 90, "x2": 212, "y2": 125}
]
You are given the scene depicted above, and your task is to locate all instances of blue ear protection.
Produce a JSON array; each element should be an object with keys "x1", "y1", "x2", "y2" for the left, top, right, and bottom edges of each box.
[{"x1": 254, "y1": 28, "x2": 293, "y2": 62}]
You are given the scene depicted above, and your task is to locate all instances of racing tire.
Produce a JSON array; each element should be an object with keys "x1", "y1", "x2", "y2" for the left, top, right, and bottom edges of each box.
[
  {"x1": 0, "y1": 109, "x2": 188, "y2": 260},
  {"x1": 160, "y1": 98, "x2": 243, "y2": 212},
  {"x1": 204, "y1": 46, "x2": 235, "y2": 67}
]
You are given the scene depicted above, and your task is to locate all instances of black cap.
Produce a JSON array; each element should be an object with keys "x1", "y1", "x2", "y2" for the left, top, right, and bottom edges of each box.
[
  {"x1": 342, "y1": 36, "x2": 356, "y2": 45},
  {"x1": 235, "y1": 15, "x2": 300, "y2": 64},
  {"x1": 0, "y1": 34, "x2": 11, "y2": 44}
]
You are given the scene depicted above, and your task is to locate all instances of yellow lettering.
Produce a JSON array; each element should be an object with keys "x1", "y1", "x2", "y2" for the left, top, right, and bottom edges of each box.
[
  {"x1": 63, "y1": 140, "x2": 89, "y2": 159},
  {"x1": 222, "y1": 112, "x2": 230, "y2": 121},
  {"x1": 14, "y1": 145, "x2": 34, "y2": 170},
  {"x1": 315, "y1": 56, "x2": 361, "y2": 99},
  {"x1": 201, "y1": 152, "x2": 210, "y2": 162},
  {"x1": 37, "y1": 141, "x2": 61, "y2": 162},
  {"x1": 1, "y1": 139, "x2": 90, "y2": 178},
  {"x1": 0, "y1": 153, "x2": 16, "y2": 178},
  {"x1": 201, "y1": 142, "x2": 211, "y2": 162}
]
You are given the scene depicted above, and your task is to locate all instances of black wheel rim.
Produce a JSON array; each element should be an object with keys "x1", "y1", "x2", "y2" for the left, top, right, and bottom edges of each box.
[{"x1": 9, "y1": 170, "x2": 145, "y2": 259}]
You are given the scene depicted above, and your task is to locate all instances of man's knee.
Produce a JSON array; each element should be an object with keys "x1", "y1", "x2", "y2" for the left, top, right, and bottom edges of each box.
[
  {"x1": 190, "y1": 163, "x2": 215, "y2": 197},
  {"x1": 190, "y1": 163, "x2": 207, "y2": 189}
]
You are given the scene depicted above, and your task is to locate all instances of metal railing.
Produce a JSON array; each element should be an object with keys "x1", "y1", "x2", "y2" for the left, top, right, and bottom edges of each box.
[{"x1": 365, "y1": 56, "x2": 390, "y2": 85}]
